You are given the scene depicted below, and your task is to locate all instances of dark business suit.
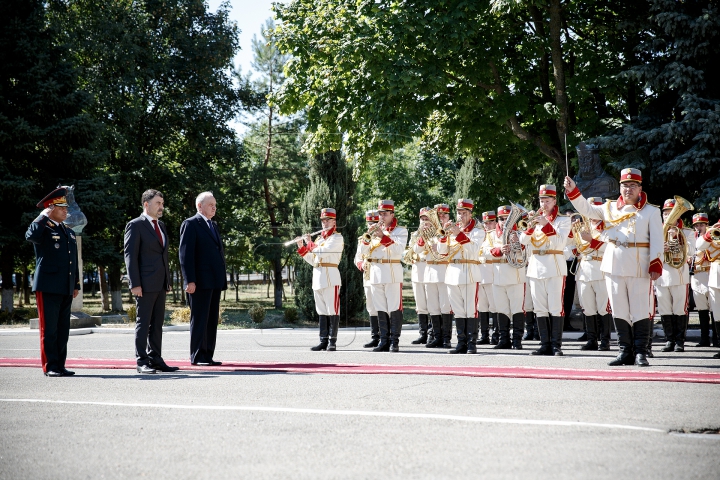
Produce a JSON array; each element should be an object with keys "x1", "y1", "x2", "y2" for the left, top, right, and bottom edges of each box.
[
  {"x1": 25, "y1": 216, "x2": 80, "y2": 373},
  {"x1": 124, "y1": 215, "x2": 171, "y2": 367},
  {"x1": 179, "y1": 213, "x2": 227, "y2": 364}
]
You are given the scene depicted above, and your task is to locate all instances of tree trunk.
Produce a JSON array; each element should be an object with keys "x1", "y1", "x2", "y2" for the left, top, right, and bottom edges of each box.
[
  {"x1": 16, "y1": 270, "x2": 23, "y2": 306},
  {"x1": 98, "y1": 265, "x2": 109, "y2": 311},
  {"x1": 0, "y1": 248, "x2": 14, "y2": 312},
  {"x1": 108, "y1": 263, "x2": 123, "y2": 311},
  {"x1": 23, "y1": 264, "x2": 31, "y2": 305}
]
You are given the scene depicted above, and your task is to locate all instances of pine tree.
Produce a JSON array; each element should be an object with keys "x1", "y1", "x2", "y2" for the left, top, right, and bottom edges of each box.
[
  {"x1": 597, "y1": 0, "x2": 720, "y2": 211},
  {"x1": 293, "y1": 151, "x2": 365, "y2": 323}
]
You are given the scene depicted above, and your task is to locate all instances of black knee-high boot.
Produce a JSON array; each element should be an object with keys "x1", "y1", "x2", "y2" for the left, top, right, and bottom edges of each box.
[
  {"x1": 511, "y1": 313, "x2": 525, "y2": 349},
  {"x1": 523, "y1": 311, "x2": 535, "y2": 341},
  {"x1": 372, "y1": 312, "x2": 390, "y2": 352},
  {"x1": 660, "y1": 315, "x2": 675, "y2": 352},
  {"x1": 550, "y1": 315, "x2": 564, "y2": 356},
  {"x1": 580, "y1": 314, "x2": 598, "y2": 350},
  {"x1": 311, "y1": 315, "x2": 329, "y2": 351},
  {"x1": 674, "y1": 314, "x2": 688, "y2": 352},
  {"x1": 697, "y1": 310, "x2": 711, "y2": 347},
  {"x1": 608, "y1": 319, "x2": 634, "y2": 366},
  {"x1": 364, "y1": 315, "x2": 380, "y2": 348},
  {"x1": 530, "y1": 316, "x2": 553, "y2": 356},
  {"x1": 478, "y1": 312, "x2": 490, "y2": 344},
  {"x1": 449, "y1": 318, "x2": 468, "y2": 354},
  {"x1": 599, "y1": 313, "x2": 612, "y2": 351},
  {"x1": 633, "y1": 318, "x2": 652, "y2": 367},
  {"x1": 389, "y1": 310, "x2": 403, "y2": 352},
  {"x1": 493, "y1": 314, "x2": 512, "y2": 349},
  {"x1": 442, "y1": 313, "x2": 453, "y2": 348},
  {"x1": 412, "y1": 314, "x2": 429, "y2": 344},
  {"x1": 490, "y1": 313, "x2": 499, "y2": 345},
  {"x1": 426, "y1": 315, "x2": 443, "y2": 348},
  {"x1": 327, "y1": 315, "x2": 339, "y2": 351},
  {"x1": 466, "y1": 317, "x2": 479, "y2": 354}
]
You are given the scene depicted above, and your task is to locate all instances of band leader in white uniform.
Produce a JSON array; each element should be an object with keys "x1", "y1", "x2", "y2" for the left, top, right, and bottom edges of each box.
[
  {"x1": 297, "y1": 208, "x2": 344, "y2": 351},
  {"x1": 565, "y1": 168, "x2": 663, "y2": 367}
]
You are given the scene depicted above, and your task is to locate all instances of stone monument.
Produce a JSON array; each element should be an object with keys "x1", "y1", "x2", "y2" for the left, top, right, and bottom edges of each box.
[{"x1": 572, "y1": 142, "x2": 620, "y2": 201}]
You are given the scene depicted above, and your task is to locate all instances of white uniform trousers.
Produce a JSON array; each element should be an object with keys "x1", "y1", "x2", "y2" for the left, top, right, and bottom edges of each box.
[
  {"x1": 364, "y1": 285, "x2": 377, "y2": 316},
  {"x1": 523, "y1": 282, "x2": 534, "y2": 312},
  {"x1": 477, "y1": 283, "x2": 496, "y2": 313},
  {"x1": 424, "y1": 282, "x2": 451, "y2": 315},
  {"x1": 528, "y1": 276, "x2": 566, "y2": 317},
  {"x1": 708, "y1": 287, "x2": 720, "y2": 320},
  {"x1": 371, "y1": 283, "x2": 403, "y2": 313},
  {"x1": 314, "y1": 285, "x2": 340, "y2": 316},
  {"x1": 655, "y1": 284, "x2": 689, "y2": 316},
  {"x1": 692, "y1": 272, "x2": 710, "y2": 311},
  {"x1": 578, "y1": 279, "x2": 609, "y2": 316},
  {"x1": 447, "y1": 283, "x2": 479, "y2": 318},
  {"x1": 604, "y1": 274, "x2": 654, "y2": 324},
  {"x1": 412, "y1": 281, "x2": 428, "y2": 315},
  {"x1": 492, "y1": 283, "x2": 525, "y2": 318}
]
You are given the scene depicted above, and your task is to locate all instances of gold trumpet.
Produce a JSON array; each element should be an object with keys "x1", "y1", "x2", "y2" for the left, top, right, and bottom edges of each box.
[
  {"x1": 516, "y1": 207, "x2": 544, "y2": 231},
  {"x1": 361, "y1": 220, "x2": 385, "y2": 242},
  {"x1": 283, "y1": 228, "x2": 326, "y2": 247},
  {"x1": 707, "y1": 227, "x2": 720, "y2": 246}
]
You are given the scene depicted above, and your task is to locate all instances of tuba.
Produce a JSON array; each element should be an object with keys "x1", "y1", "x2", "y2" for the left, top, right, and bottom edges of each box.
[
  {"x1": 663, "y1": 195, "x2": 694, "y2": 269},
  {"x1": 502, "y1": 202, "x2": 528, "y2": 269}
]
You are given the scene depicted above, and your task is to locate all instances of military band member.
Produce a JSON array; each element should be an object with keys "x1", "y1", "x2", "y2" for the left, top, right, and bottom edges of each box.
[
  {"x1": 656, "y1": 199, "x2": 696, "y2": 353},
  {"x1": 361, "y1": 199, "x2": 408, "y2": 352},
  {"x1": 519, "y1": 185, "x2": 572, "y2": 356},
  {"x1": 696, "y1": 214, "x2": 720, "y2": 359},
  {"x1": 691, "y1": 213, "x2": 718, "y2": 347},
  {"x1": 438, "y1": 199, "x2": 484, "y2": 354},
  {"x1": 571, "y1": 198, "x2": 611, "y2": 351},
  {"x1": 478, "y1": 211, "x2": 499, "y2": 346},
  {"x1": 565, "y1": 169, "x2": 664, "y2": 367},
  {"x1": 297, "y1": 208, "x2": 344, "y2": 351},
  {"x1": 410, "y1": 207, "x2": 431, "y2": 344},
  {"x1": 423, "y1": 203, "x2": 454, "y2": 349},
  {"x1": 521, "y1": 211, "x2": 539, "y2": 341},
  {"x1": 25, "y1": 187, "x2": 80, "y2": 377},
  {"x1": 488, "y1": 205, "x2": 527, "y2": 349},
  {"x1": 356, "y1": 210, "x2": 381, "y2": 348}
]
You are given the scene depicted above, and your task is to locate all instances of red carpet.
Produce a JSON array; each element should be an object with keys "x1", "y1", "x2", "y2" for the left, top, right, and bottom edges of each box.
[{"x1": 1, "y1": 357, "x2": 719, "y2": 383}]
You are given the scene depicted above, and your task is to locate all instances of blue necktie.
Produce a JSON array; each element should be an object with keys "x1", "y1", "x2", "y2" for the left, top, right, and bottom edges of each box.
[{"x1": 207, "y1": 220, "x2": 219, "y2": 242}]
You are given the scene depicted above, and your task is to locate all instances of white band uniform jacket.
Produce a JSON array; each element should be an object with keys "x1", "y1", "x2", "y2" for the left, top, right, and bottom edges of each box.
[
  {"x1": 410, "y1": 238, "x2": 427, "y2": 283},
  {"x1": 354, "y1": 239, "x2": 371, "y2": 287},
  {"x1": 696, "y1": 233, "x2": 720, "y2": 289},
  {"x1": 477, "y1": 231, "x2": 495, "y2": 285},
  {"x1": 417, "y1": 238, "x2": 447, "y2": 284},
  {"x1": 575, "y1": 223, "x2": 607, "y2": 283},
  {"x1": 518, "y1": 207, "x2": 572, "y2": 279},
  {"x1": 656, "y1": 227, "x2": 695, "y2": 287},
  {"x1": 437, "y1": 219, "x2": 484, "y2": 285},
  {"x1": 360, "y1": 218, "x2": 408, "y2": 285},
  {"x1": 568, "y1": 189, "x2": 664, "y2": 278},
  {"x1": 299, "y1": 228, "x2": 343, "y2": 290},
  {"x1": 487, "y1": 227, "x2": 526, "y2": 286}
]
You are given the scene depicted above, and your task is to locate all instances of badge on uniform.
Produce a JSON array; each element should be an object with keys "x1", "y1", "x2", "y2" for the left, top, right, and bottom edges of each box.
[{"x1": 55, "y1": 243, "x2": 60, "y2": 249}]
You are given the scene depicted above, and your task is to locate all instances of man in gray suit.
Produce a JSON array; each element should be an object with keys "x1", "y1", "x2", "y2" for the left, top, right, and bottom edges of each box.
[{"x1": 124, "y1": 189, "x2": 179, "y2": 374}]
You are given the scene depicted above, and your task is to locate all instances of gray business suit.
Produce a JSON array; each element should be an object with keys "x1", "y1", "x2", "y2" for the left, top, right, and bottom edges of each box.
[{"x1": 124, "y1": 215, "x2": 171, "y2": 366}]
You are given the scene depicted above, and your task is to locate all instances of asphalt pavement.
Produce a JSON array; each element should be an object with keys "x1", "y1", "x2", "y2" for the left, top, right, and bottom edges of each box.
[{"x1": 1, "y1": 328, "x2": 719, "y2": 479}]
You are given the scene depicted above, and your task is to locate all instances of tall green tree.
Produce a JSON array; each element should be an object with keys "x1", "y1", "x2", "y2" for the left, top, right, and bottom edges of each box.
[
  {"x1": 273, "y1": 0, "x2": 649, "y2": 194},
  {"x1": 596, "y1": 0, "x2": 720, "y2": 212},
  {"x1": 293, "y1": 151, "x2": 364, "y2": 322},
  {"x1": 0, "y1": 0, "x2": 96, "y2": 311}
]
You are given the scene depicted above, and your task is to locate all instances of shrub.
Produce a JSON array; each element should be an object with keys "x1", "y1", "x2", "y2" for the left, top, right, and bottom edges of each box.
[
  {"x1": 126, "y1": 305, "x2": 137, "y2": 324},
  {"x1": 248, "y1": 304, "x2": 266, "y2": 324},
  {"x1": 284, "y1": 306, "x2": 299, "y2": 324},
  {"x1": 170, "y1": 307, "x2": 191, "y2": 324}
]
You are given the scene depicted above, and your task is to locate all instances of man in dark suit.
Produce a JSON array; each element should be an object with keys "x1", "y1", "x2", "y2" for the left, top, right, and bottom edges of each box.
[
  {"x1": 179, "y1": 191, "x2": 227, "y2": 366},
  {"x1": 26, "y1": 187, "x2": 80, "y2": 377},
  {"x1": 124, "y1": 189, "x2": 179, "y2": 374}
]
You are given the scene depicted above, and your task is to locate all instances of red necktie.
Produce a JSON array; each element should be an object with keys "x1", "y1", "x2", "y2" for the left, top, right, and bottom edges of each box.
[{"x1": 152, "y1": 219, "x2": 164, "y2": 246}]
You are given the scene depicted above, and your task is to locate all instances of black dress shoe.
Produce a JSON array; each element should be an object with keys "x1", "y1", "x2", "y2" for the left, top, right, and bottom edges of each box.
[
  {"x1": 44, "y1": 370, "x2": 63, "y2": 377},
  {"x1": 153, "y1": 364, "x2": 180, "y2": 372},
  {"x1": 136, "y1": 365, "x2": 157, "y2": 374},
  {"x1": 193, "y1": 361, "x2": 222, "y2": 366},
  {"x1": 61, "y1": 368, "x2": 75, "y2": 376}
]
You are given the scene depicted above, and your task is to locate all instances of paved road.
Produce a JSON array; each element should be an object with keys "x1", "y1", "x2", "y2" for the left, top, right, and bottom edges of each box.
[{"x1": 1, "y1": 329, "x2": 719, "y2": 479}]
